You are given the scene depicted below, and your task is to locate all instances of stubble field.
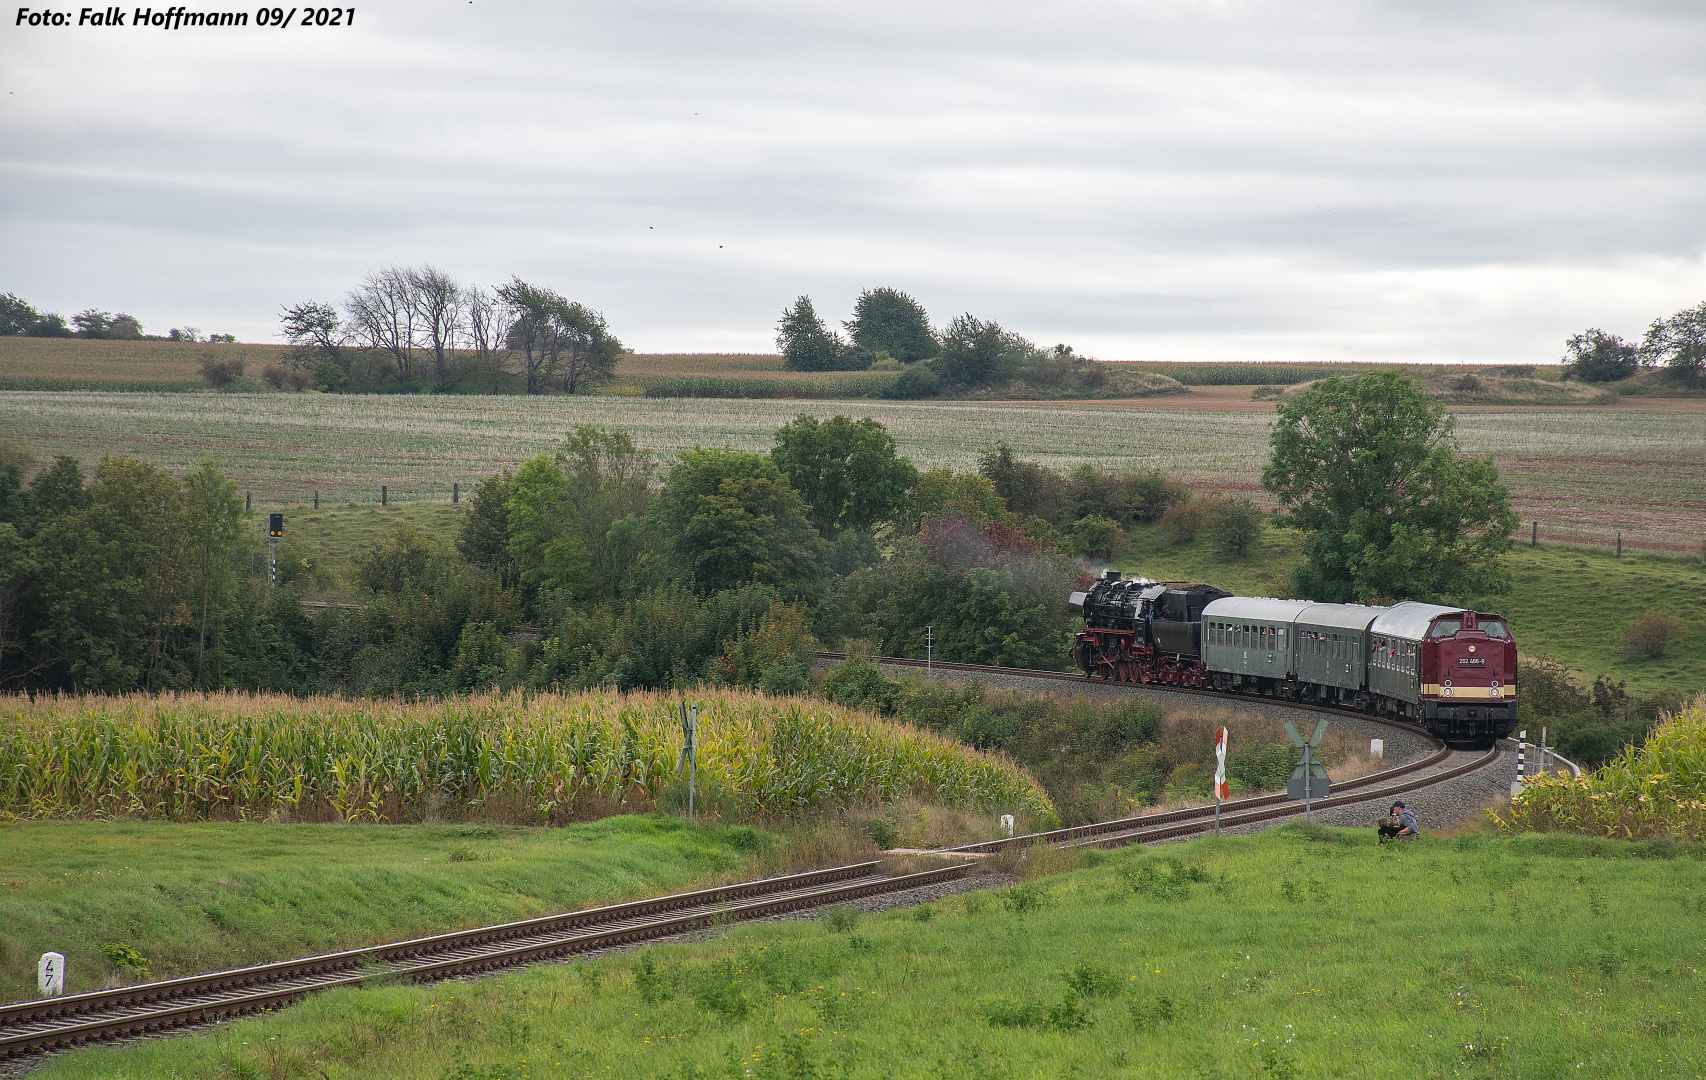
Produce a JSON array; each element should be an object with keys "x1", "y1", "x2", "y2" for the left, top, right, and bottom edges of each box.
[{"x1": 0, "y1": 391, "x2": 1701, "y2": 550}]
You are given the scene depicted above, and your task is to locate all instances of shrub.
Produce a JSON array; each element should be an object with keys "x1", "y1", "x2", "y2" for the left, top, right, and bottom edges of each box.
[
  {"x1": 1204, "y1": 496, "x2": 1264, "y2": 557},
  {"x1": 200, "y1": 356, "x2": 245, "y2": 386},
  {"x1": 261, "y1": 363, "x2": 289, "y2": 389},
  {"x1": 1623, "y1": 612, "x2": 1686, "y2": 660},
  {"x1": 1069, "y1": 514, "x2": 1128, "y2": 562},
  {"x1": 880, "y1": 362, "x2": 942, "y2": 400},
  {"x1": 312, "y1": 362, "x2": 348, "y2": 392},
  {"x1": 1158, "y1": 499, "x2": 1207, "y2": 544}
]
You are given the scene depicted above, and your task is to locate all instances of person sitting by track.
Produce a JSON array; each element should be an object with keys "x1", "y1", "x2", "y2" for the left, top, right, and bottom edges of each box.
[{"x1": 1389, "y1": 801, "x2": 1420, "y2": 841}]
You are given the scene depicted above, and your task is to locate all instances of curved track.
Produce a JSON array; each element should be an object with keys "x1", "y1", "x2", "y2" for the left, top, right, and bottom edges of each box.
[{"x1": 3, "y1": 656, "x2": 1519, "y2": 1066}]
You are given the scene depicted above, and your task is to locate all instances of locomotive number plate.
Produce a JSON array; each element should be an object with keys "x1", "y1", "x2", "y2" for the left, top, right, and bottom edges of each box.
[{"x1": 1457, "y1": 658, "x2": 1485, "y2": 666}]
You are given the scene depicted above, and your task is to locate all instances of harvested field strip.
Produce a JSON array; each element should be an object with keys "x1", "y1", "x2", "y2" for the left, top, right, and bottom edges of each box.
[
  {"x1": 0, "y1": 689, "x2": 1055, "y2": 824},
  {"x1": 0, "y1": 393, "x2": 1700, "y2": 544}
]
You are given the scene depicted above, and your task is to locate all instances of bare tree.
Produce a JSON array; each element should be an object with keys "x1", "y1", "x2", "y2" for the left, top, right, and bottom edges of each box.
[
  {"x1": 465, "y1": 284, "x2": 515, "y2": 393},
  {"x1": 409, "y1": 264, "x2": 465, "y2": 390},
  {"x1": 345, "y1": 266, "x2": 419, "y2": 381}
]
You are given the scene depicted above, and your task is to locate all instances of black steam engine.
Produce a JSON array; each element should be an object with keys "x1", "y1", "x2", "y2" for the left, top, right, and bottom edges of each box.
[{"x1": 1068, "y1": 570, "x2": 1230, "y2": 687}]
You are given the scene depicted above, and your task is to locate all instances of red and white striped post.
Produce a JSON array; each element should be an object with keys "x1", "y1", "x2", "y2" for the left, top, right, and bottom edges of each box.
[
  {"x1": 1511, "y1": 729, "x2": 1527, "y2": 797},
  {"x1": 1213, "y1": 727, "x2": 1229, "y2": 836}
]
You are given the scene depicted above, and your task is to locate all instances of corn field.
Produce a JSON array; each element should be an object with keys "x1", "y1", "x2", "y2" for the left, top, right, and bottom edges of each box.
[
  {"x1": 0, "y1": 689, "x2": 1055, "y2": 825},
  {"x1": 1493, "y1": 694, "x2": 1706, "y2": 840}
]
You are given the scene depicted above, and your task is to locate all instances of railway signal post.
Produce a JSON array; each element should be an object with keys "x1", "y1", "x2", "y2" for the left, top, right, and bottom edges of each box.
[
  {"x1": 925, "y1": 624, "x2": 933, "y2": 675},
  {"x1": 1284, "y1": 720, "x2": 1331, "y2": 822},
  {"x1": 267, "y1": 513, "x2": 283, "y2": 587}
]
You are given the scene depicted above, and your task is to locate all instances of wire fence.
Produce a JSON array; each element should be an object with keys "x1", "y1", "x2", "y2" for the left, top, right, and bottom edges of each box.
[{"x1": 1521, "y1": 520, "x2": 1706, "y2": 561}]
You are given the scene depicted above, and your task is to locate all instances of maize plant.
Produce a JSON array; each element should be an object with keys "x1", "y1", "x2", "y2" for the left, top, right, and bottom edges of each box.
[
  {"x1": 0, "y1": 688, "x2": 1056, "y2": 825},
  {"x1": 1492, "y1": 694, "x2": 1706, "y2": 840}
]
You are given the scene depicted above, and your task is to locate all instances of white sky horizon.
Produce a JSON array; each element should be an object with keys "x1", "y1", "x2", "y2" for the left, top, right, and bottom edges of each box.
[{"x1": 3, "y1": 1, "x2": 1703, "y2": 364}]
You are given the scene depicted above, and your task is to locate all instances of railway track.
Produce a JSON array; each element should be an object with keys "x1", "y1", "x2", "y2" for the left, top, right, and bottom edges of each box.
[
  {"x1": 3, "y1": 657, "x2": 1516, "y2": 1066},
  {"x1": 0, "y1": 862, "x2": 971, "y2": 1062}
]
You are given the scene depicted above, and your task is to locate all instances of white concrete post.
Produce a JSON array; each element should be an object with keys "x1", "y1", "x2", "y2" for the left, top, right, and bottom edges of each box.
[
  {"x1": 38, "y1": 952, "x2": 64, "y2": 997},
  {"x1": 1370, "y1": 738, "x2": 1384, "y2": 759},
  {"x1": 999, "y1": 814, "x2": 1015, "y2": 837}
]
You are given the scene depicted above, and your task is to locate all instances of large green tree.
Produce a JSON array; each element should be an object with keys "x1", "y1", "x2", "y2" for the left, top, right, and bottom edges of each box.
[
  {"x1": 498, "y1": 278, "x2": 623, "y2": 395},
  {"x1": 775, "y1": 296, "x2": 846, "y2": 372},
  {"x1": 843, "y1": 287, "x2": 936, "y2": 363},
  {"x1": 29, "y1": 457, "x2": 197, "y2": 689},
  {"x1": 1562, "y1": 328, "x2": 1638, "y2": 383},
  {"x1": 770, "y1": 414, "x2": 917, "y2": 535},
  {"x1": 934, "y1": 314, "x2": 1013, "y2": 387},
  {"x1": 1640, "y1": 300, "x2": 1706, "y2": 387},
  {"x1": 649, "y1": 449, "x2": 821, "y2": 595},
  {"x1": 504, "y1": 427, "x2": 654, "y2": 608},
  {"x1": 1261, "y1": 371, "x2": 1517, "y2": 604}
]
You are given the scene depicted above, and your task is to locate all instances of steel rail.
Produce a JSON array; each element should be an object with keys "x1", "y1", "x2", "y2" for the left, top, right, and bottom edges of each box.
[{"x1": 0, "y1": 862, "x2": 973, "y2": 1060}]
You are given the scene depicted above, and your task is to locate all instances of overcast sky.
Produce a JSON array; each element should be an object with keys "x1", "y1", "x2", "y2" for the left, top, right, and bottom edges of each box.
[{"x1": 3, "y1": 0, "x2": 1703, "y2": 362}]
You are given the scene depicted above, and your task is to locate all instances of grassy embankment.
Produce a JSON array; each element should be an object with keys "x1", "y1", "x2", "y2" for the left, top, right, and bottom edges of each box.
[
  {"x1": 0, "y1": 687, "x2": 1049, "y2": 1003},
  {"x1": 29, "y1": 824, "x2": 1706, "y2": 1080},
  {"x1": 0, "y1": 815, "x2": 778, "y2": 1006}
]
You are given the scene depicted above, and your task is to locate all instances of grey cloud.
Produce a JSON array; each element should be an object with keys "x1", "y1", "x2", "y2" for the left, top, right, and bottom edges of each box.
[{"x1": 1, "y1": 0, "x2": 1702, "y2": 357}]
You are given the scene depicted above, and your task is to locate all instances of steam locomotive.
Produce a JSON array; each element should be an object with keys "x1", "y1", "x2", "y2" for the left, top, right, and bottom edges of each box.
[{"x1": 1069, "y1": 570, "x2": 1518, "y2": 743}]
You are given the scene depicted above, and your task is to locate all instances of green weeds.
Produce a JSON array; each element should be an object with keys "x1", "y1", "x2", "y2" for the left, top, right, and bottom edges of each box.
[{"x1": 29, "y1": 826, "x2": 1706, "y2": 1080}]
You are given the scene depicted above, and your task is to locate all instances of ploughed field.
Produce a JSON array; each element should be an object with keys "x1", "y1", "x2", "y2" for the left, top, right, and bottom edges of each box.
[{"x1": 1, "y1": 391, "x2": 1701, "y2": 551}]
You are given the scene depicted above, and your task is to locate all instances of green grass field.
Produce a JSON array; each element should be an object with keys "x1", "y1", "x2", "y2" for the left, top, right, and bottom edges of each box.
[
  {"x1": 1121, "y1": 526, "x2": 1706, "y2": 702},
  {"x1": 1, "y1": 392, "x2": 1700, "y2": 552},
  {"x1": 28, "y1": 825, "x2": 1706, "y2": 1080},
  {"x1": 0, "y1": 815, "x2": 775, "y2": 1006}
]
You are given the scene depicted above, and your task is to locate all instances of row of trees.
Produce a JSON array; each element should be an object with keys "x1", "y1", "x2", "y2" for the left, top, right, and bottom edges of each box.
[
  {"x1": 0, "y1": 293, "x2": 231, "y2": 343},
  {"x1": 776, "y1": 288, "x2": 1108, "y2": 398},
  {"x1": 2, "y1": 412, "x2": 1191, "y2": 693},
  {"x1": 280, "y1": 267, "x2": 621, "y2": 394},
  {"x1": 1562, "y1": 300, "x2": 1706, "y2": 385},
  {"x1": 0, "y1": 371, "x2": 1521, "y2": 694}
]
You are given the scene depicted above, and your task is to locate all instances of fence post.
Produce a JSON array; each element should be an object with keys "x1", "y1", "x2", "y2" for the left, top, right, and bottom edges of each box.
[
  {"x1": 1531, "y1": 521, "x2": 1537, "y2": 547},
  {"x1": 313, "y1": 489, "x2": 319, "y2": 510},
  {"x1": 1616, "y1": 531, "x2": 1622, "y2": 558},
  {"x1": 245, "y1": 490, "x2": 251, "y2": 512},
  {"x1": 453, "y1": 482, "x2": 459, "y2": 504},
  {"x1": 381, "y1": 485, "x2": 387, "y2": 507}
]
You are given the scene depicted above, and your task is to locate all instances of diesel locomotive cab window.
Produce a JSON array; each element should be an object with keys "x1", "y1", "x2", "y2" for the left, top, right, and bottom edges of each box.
[
  {"x1": 1431, "y1": 620, "x2": 1461, "y2": 638},
  {"x1": 1482, "y1": 620, "x2": 1510, "y2": 639}
]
